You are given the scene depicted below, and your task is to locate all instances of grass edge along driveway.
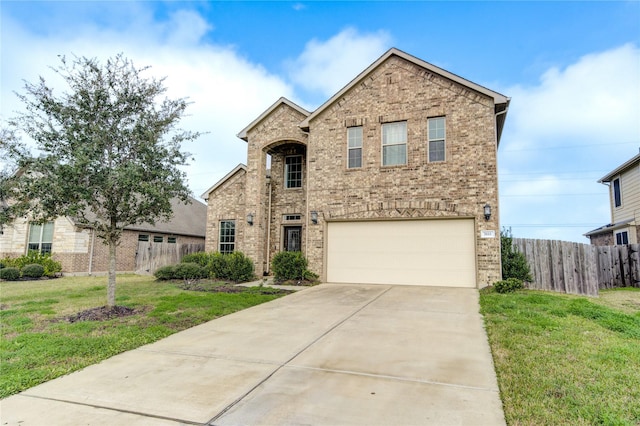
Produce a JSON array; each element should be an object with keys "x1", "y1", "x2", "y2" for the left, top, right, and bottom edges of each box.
[
  {"x1": 0, "y1": 274, "x2": 288, "y2": 399},
  {"x1": 480, "y1": 287, "x2": 640, "y2": 426}
]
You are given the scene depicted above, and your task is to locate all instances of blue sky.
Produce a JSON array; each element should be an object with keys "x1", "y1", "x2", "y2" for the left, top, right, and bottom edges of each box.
[{"x1": 2, "y1": 1, "x2": 639, "y2": 243}]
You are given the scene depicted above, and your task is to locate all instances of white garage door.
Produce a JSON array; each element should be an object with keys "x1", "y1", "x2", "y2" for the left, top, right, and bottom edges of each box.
[{"x1": 326, "y1": 219, "x2": 476, "y2": 287}]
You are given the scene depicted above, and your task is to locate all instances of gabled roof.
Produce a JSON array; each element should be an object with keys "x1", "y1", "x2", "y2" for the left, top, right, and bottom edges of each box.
[
  {"x1": 237, "y1": 97, "x2": 310, "y2": 141},
  {"x1": 70, "y1": 196, "x2": 208, "y2": 238},
  {"x1": 200, "y1": 163, "x2": 247, "y2": 199},
  {"x1": 125, "y1": 196, "x2": 207, "y2": 237},
  {"x1": 598, "y1": 153, "x2": 640, "y2": 183},
  {"x1": 299, "y1": 48, "x2": 511, "y2": 140}
]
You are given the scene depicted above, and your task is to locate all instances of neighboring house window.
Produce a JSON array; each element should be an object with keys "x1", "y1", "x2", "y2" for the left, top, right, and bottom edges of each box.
[
  {"x1": 616, "y1": 231, "x2": 629, "y2": 245},
  {"x1": 382, "y1": 121, "x2": 407, "y2": 166},
  {"x1": 28, "y1": 222, "x2": 54, "y2": 254},
  {"x1": 167, "y1": 237, "x2": 177, "y2": 244},
  {"x1": 153, "y1": 236, "x2": 163, "y2": 243},
  {"x1": 138, "y1": 234, "x2": 149, "y2": 242},
  {"x1": 347, "y1": 126, "x2": 363, "y2": 168},
  {"x1": 428, "y1": 117, "x2": 446, "y2": 162},
  {"x1": 285, "y1": 155, "x2": 303, "y2": 188},
  {"x1": 219, "y1": 220, "x2": 235, "y2": 254},
  {"x1": 613, "y1": 177, "x2": 622, "y2": 208}
]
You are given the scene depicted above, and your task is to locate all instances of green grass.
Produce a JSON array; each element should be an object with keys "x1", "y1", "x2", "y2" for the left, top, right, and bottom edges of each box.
[
  {"x1": 480, "y1": 288, "x2": 640, "y2": 425},
  {"x1": 0, "y1": 275, "x2": 287, "y2": 398}
]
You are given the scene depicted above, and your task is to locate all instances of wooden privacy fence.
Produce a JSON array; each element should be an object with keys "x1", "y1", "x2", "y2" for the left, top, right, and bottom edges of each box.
[
  {"x1": 513, "y1": 238, "x2": 640, "y2": 297},
  {"x1": 135, "y1": 242, "x2": 204, "y2": 274}
]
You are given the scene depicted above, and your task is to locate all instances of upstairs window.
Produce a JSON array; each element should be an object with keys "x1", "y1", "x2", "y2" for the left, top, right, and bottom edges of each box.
[
  {"x1": 28, "y1": 222, "x2": 54, "y2": 254},
  {"x1": 347, "y1": 126, "x2": 363, "y2": 168},
  {"x1": 428, "y1": 117, "x2": 446, "y2": 162},
  {"x1": 613, "y1": 177, "x2": 622, "y2": 208},
  {"x1": 285, "y1": 155, "x2": 303, "y2": 188},
  {"x1": 382, "y1": 121, "x2": 407, "y2": 166},
  {"x1": 219, "y1": 220, "x2": 236, "y2": 254}
]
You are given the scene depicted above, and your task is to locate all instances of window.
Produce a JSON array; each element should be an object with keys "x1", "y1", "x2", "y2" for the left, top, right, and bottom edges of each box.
[
  {"x1": 347, "y1": 127, "x2": 363, "y2": 168},
  {"x1": 219, "y1": 220, "x2": 236, "y2": 254},
  {"x1": 285, "y1": 155, "x2": 303, "y2": 188},
  {"x1": 167, "y1": 237, "x2": 177, "y2": 244},
  {"x1": 283, "y1": 214, "x2": 301, "y2": 222},
  {"x1": 153, "y1": 236, "x2": 163, "y2": 243},
  {"x1": 138, "y1": 234, "x2": 149, "y2": 242},
  {"x1": 616, "y1": 231, "x2": 629, "y2": 245},
  {"x1": 428, "y1": 117, "x2": 445, "y2": 162},
  {"x1": 28, "y1": 222, "x2": 54, "y2": 254},
  {"x1": 382, "y1": 121, "x2": 407, "y2": 166},
  {"x1": 613, "y1": 177, "x2": 622, "y2": 208}
]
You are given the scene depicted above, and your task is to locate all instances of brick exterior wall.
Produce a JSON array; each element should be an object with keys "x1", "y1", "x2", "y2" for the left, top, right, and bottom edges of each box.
[
  {"x1": 207, "y1": 53, "x2": 504, "y2": 287},
  {"x1": 204, "y1": 168, "x2": 247, "y2": 254}
]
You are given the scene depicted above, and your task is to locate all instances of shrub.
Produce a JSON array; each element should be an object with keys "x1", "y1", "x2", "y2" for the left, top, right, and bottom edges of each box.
[
  {"x1": 208, "y1": 252, "x2": 229, "y2": 279},
  {"x1": 173, "y1": 262, "x2": 208, "y2": 280},
  {"x1": 303, "y1": 269, "x2": 319, "y2": 281},
  {"x1": 154, "y1": 265, "x2": 176, "y2": 280},
  {"x1": 181, "y1": 252, "x2": 210, "y2": 268},
  {"x1": 225, "y1": 252, "x2": 255, "y2": 282},
  {"x1": 2, "y1": 251, "x2": 62, "y2": 277},
  {"x1": 271, "y1": 251, "x2": 308, "y2": 281},
  {"x1": 21, "y1": 263, "x2": 45, "y2": 278},
  {"x1": 0, "y1": 267, "x2": 20, "y2": 281},
  {"x1": 494, "y1": 278, "x2": 524, "y2": 293},
  {"x1": 501, "y1": 228, "x2": 532, "y2": 282}
]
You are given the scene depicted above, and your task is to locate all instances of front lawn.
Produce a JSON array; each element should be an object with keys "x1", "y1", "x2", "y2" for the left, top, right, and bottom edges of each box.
[
  {"x1": 480, "y1": 287, "x2": 640, "y2": 425},
  {"x1": 0, "y1": 275, "x2": 288, "y2": 398}
]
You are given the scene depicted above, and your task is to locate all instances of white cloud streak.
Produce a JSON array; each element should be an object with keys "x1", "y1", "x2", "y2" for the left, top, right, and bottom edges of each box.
[{"x1": 285, "y1": 27, "x2": 392, "y2": 99}]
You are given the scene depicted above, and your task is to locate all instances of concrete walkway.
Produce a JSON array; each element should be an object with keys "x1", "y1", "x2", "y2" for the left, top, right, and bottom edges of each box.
[{"x1": 0, "y1": 284, "x2": 505, "y2": 425}]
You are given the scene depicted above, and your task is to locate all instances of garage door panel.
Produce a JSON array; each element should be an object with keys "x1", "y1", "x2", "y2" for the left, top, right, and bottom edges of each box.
[{"x1": 326, "y1": 220, "x2": 475, "y2": 287}]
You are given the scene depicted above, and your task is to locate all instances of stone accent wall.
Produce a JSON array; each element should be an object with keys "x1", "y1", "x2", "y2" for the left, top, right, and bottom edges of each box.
[{"x1": 588, "y1": 231, "x2": 614, "y2": 246}]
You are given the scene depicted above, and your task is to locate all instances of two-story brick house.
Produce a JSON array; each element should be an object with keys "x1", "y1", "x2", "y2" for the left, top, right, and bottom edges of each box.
[
  {"x1": 586, "y1": 153, "x2": 640, "y2": 245},
  {"x1": 202, "y1": 48, "x2": 510, "y2": 288}
]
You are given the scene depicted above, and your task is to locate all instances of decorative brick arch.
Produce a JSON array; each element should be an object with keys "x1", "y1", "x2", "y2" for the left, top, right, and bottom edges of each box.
[
  {"x1": 262, "y1": 138, "x2": 307, "y2": 153},
  {"x1": 323, "y1": 200, "x2": 475, "y2": 221}
]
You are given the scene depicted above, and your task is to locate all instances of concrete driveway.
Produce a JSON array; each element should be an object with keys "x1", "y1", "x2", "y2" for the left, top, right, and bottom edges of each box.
[{"x1": 0, "y1": 284, "x2": 505, "y2": 425}]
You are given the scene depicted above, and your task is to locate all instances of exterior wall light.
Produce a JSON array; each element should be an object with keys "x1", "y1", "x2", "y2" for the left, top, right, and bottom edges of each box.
[
  {"x1": 310, "y1": 211, "x2": 318, "y2": 224},
  {"x1": 247, "y1": 213, "x2": 254, "y2": 226},
  {"x1": 483, "y1": 204, "x2": 491, "y2": 221}
]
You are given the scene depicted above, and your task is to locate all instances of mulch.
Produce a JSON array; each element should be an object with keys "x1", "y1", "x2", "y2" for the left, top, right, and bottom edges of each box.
[{"x1": 65, "y1": 305, "x2": 138, "y2": 323}]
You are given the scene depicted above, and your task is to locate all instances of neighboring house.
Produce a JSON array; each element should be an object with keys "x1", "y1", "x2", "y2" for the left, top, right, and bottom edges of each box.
[
  {"x1": 202, "y1": 48, "x2": 510, "y2": 288},
  {"x1": 585, "y1": 153, "x2": 640, "y2": 246},
  {"x1": 0, "y1": 197, "x2": 207, "y2": 274}
]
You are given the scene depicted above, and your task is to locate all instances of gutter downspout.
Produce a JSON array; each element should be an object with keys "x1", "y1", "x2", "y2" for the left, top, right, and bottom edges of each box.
[{"x1": 494, "y1": 103, "x2": 509, "y2": 284}]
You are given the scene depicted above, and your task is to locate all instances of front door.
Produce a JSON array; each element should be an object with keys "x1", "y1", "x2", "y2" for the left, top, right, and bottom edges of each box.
[{"x1": 284, "y1": 226, "x2": 302, "y2": 252}]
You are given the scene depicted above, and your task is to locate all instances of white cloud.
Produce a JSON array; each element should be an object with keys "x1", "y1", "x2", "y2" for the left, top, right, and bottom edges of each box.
[
  {"x1": 498, "y1": 44, "x2": 640, "y2": 242},
  {"x1": 1, "y1": 7, "x2": 294, "y2": 199},
  {"x1": 286, "y1": 27, "x2": 392, "y2": 99},
  {"x1": 504, "y1": 43, "x2": 640, "y2": 153}
]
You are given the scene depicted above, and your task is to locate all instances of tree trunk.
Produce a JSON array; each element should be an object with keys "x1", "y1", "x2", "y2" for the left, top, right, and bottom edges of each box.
[{"x1": 107, "y1": 239, "x2": 117, "y2": 307}]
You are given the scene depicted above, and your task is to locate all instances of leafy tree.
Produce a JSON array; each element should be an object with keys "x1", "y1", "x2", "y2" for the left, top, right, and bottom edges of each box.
[
  {"x1": 500, "y1": 228, "x2": 532, "y2": 282},
  {"x1": 11, "y1": 54, "x2": 200, "y2": 306},
  {"x1": 0, "y1": 126, "x2": 29, "y2": 233}
]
